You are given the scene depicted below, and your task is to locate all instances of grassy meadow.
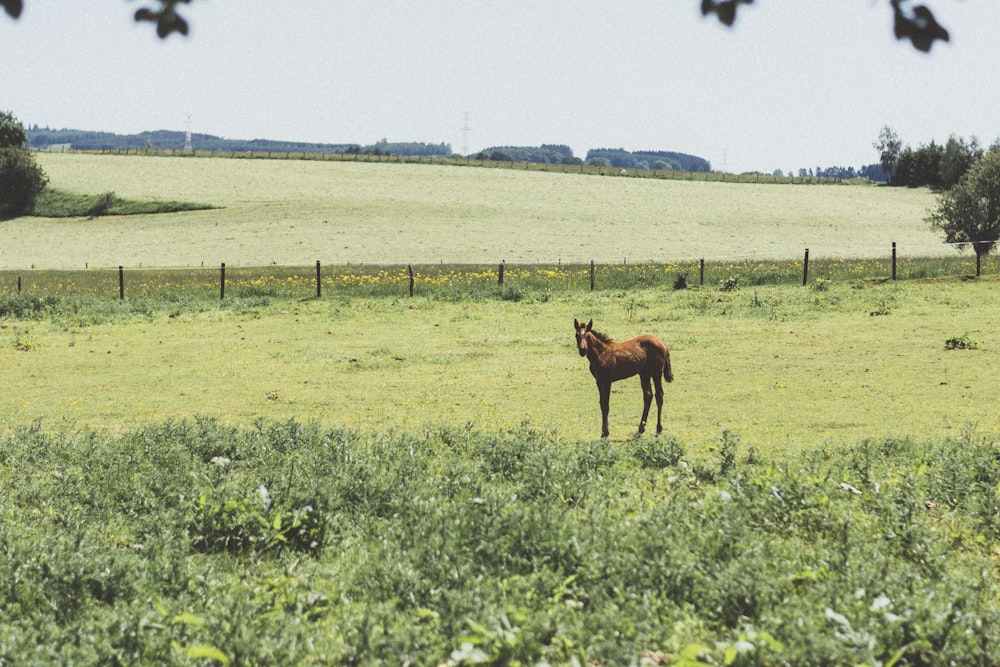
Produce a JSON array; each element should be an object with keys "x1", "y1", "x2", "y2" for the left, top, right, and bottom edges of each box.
[
  {"x1": 1, "y1": 152, "x2": 941, "y2": 268},
  {"x1": 2, "y1": 153, "x2": 999, "y2": 665},
  {"x1": 3, "y1": 277, "x2": 1000, "y2": 450}
]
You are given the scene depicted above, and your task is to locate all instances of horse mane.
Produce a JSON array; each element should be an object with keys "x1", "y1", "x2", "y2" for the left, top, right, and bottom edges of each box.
[{"x1": 590, "y1": 329, "x2": 614, "y2": 344}]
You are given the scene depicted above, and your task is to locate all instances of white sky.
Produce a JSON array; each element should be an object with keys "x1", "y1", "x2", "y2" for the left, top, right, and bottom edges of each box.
[{"x1": 2, "y1": 1, "x2": 997, "y2": 174}]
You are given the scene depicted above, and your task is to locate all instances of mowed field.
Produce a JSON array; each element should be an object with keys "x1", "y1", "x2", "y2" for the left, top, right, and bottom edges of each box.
[{"x1": 3, "y1": 152, "x2": 940, "y2": 268}]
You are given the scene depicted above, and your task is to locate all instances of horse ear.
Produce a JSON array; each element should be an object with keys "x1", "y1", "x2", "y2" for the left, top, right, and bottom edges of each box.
[
  {"x1": 586, "y1": 319, "x2": 593, "y2": 331},
  {"x1": 574, "y1": 318, "x2": 580, "y2": 330}
]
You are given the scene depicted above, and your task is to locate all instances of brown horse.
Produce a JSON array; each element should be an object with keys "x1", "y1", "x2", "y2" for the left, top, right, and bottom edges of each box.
[{"x1": 574, "y1": 319, "x2": 674, "y2": 438}]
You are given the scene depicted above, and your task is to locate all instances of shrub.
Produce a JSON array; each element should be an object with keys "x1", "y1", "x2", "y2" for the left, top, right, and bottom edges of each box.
[
  {"x1": 187, "y1": 486, "x2": 326, "y2": 555},
  {"x1": 0, "y1": 146, "x2": 48, "y2": 219},
  {"x1": 719, "y1": 276, "x2": 740, "y2": 291},
  {"x1": 628, "y1": 435, "x2": 685, "y2": 468},
  {"x1": 86, "y1": 191, "x2": 117, "y2": 218},
  {"x1": 944, "y1": 333, "x2": 979, "y2": 350}
]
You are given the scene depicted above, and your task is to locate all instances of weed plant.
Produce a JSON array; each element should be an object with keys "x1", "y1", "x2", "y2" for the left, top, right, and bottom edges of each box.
[{"x1": 0, "y1": 417, "x2": 996, "y2": 665}]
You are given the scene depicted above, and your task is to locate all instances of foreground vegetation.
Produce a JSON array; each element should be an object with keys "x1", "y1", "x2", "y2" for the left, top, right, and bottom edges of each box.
[{"x1": 1, "y1": 417, "x2": 997, "y2": 665}]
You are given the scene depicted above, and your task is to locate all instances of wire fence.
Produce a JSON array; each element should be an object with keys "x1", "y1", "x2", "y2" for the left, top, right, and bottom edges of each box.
[{"x1": 1, "y1": 241, "x2": 996, "y2": 302}]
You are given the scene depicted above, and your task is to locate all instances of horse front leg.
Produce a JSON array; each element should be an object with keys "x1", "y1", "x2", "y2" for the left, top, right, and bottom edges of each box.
[
  {"x1": 638, "y1": 374, "x2": 653, "y2": 436},
  {"x1": 597, "y1": 381, "x2": 611, "y2": 438}
]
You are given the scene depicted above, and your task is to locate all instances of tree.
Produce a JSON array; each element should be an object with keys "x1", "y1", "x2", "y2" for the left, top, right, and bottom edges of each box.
[
  {"x1": 939, "y1": 135, "x2": 982, "y2": 190},
  {"x1": 0, "y1": 111, "x2": 48, "y2": 219},
  {"x1": 874, "y1": 126, "x2": 903, "y2": 185},
  {"x1": 912, "y1": 139, "x2": 944, "y2": 190},
  {"x1": 927, "y1": 150, "x2": 1000, "y2": 276},
  {"x1": 1, "y1": 0, "x2": 955, "y2": 50}
]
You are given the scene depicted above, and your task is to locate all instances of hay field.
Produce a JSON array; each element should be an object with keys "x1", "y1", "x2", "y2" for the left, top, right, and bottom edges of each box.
[{"x1": 2, "y1": 152, "x2": 940, "y2": 269}]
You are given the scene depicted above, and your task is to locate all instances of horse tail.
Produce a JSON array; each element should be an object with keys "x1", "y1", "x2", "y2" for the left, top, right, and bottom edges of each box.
[{"x1": 664, "y1": 348, "x2": 674, "y2": 383}]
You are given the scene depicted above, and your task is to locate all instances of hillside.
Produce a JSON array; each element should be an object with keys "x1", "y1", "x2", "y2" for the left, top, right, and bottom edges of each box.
[{"x1": 8, "y1": 151, "x2": 937, "y2": 269}]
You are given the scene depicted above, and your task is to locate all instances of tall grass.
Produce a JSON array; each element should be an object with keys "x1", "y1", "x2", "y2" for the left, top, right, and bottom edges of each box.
[{"x1": 0, "y1": 417, "x2": 995, "y2": 665}]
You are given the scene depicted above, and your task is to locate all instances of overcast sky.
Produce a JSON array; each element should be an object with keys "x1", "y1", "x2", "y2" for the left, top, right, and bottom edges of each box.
[{"x1": 2, "y1": 1, "x2": 997, "y2": 173}]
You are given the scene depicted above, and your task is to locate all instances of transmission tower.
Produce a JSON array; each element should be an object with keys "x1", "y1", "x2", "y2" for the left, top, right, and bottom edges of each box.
[
  {"x1": 460, "y1": 112, "x2": 471, "y2": 156},
  {"x1": 184, "y1": 114, "x2": 193, "y2": 152}
]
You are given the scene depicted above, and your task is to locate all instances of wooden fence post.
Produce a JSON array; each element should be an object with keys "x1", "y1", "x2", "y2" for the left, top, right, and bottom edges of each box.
[
  {"x1": 891, "y1": 242, "x2": 897, "y2": 280},
  {"x1": 408, "y1": 264, "x2": 415, "y2": 297},
  {"x1": 590, "y1": 260, "x2": 595, "y2": 291},
  {"x1": 316, "y1": 260, "x2": 322, "y2": 297},
  {"x1": 700, "y1": 258, "x2": 705, "y2": 286},
  {"x1": 498, "y1": 261, "x2": 505, "y2": 286},
  {"x1": 119, "y1": 266, "x2": 124, "y2": 300},
  {"x1": 802, "y1": 249, "x2": 809, "y2": 286},
  {"x1": 17, "y1": 276, "x2": 22, "y2": 293},
  {"x1": 220, "y1": 263, "x2": 226, "y2": 300}
]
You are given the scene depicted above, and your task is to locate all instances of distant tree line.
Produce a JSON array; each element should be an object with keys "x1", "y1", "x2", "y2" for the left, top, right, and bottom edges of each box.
[
  {"x1": 26, "y1": 127, "x2": 452, "y2": 158},
  {"x1": 875, "y1": 126, "x2": 987, "y2": 190},
  {"x1": 780, "y1": 164, "x2": 887, "y2": 181},
  {"x1": 473, "y1": 145, "x2": 585, "y2": 165},
  {"x1": 472, "y1": 146, "x2": 715, "y2": 172},
  {"x1": 585, "y1": 148, "x2": 711, "y2": 173},
  {"x1": 346, "y1": 138, "x2": 452, "y2": 158}
]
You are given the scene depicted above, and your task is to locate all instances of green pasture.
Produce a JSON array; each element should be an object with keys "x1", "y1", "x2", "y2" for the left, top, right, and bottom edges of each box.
[
  {"x1": 1, "y1": 152, "x2": 941, "y2": 268},
  {"x1": 4, "y1": 277, "x2": 999, "y2": 452}
]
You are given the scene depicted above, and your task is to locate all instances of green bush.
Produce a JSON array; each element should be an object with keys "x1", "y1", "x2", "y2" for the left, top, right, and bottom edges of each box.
[
  {"x1": 944, "y1": 332, "x2": 979, "y2": 349},
  {"x1": 0, "y1": 147, "x2": 48, "y2": 219}
]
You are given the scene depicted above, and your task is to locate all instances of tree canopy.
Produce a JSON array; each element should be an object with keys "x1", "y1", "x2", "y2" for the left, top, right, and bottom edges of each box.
[
  {"x1": 877, "y1": 126, "x2": 989, "y2": 190},
  {"x1": 2, "y1": 0, "x2": 953, "y2": 51},
  {"x1": 927, "y1": 150, "x2": 1000, "y2": 275}
]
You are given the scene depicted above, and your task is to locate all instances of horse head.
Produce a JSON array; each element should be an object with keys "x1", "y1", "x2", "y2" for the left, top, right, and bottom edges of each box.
[{"x1": 574, "y1": 318, "x2": 593, "y2": 357}]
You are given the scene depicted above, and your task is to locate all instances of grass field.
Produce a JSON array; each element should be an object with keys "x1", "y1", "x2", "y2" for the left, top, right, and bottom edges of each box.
[
  {"x1": 1, "y1": 152, "x2": 941, "y2": 268},
  {"x1": 4, "y1": 278, "x2": 999, "y2": 453},
  {"x1": 2, "y1": 155, "x2": 1000, "y2": 664}
]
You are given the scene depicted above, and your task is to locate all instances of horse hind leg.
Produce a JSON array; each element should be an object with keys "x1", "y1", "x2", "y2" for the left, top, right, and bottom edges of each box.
[
  {"x1": 653, "y1": 374, "x2": 664, "y2": 434},
  {"x1": 638, "y1": 374, "x2": 654, "y2": 436}
]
